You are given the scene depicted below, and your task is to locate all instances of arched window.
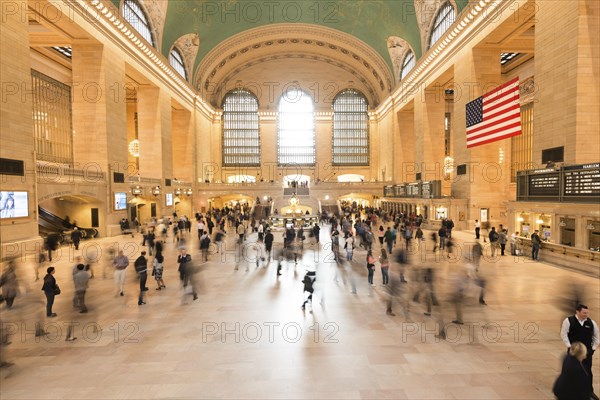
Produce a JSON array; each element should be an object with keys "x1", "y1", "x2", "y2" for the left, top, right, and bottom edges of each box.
[
  {"x1": 332, "y1": 89, "x2": 369, "y2": 166},
  {"x1": 169, "y1": 48, "x2": 187, "y2": 80},
  {"x1": 400, "y1": 50, "x2": 415, "y2": 80},
  {"x1": 222, "y1": 89, "x2": 260, "y2": 166},
  {"x1": 277, "y1": 89, "x2": 315, "y2": 165},
  {"x1": 122, "y1": 0, "x2": 155, "y2": 47},
  {"x1": 428, "y1": 2, "x2": 455, "y2": 49}
]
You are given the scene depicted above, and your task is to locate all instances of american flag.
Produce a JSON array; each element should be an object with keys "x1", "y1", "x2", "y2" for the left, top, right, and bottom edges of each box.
[{"x1": 466, "y1": 77, "x2": 521, "y2": 148}]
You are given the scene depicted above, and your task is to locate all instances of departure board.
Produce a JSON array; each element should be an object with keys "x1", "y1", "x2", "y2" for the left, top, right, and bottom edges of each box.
[
  {"x1": 528, "y1": 169, "x2": 560, "y2": 197},
  {"x1": 563, "y1": 163, "x2": 600, "y2": 199}
]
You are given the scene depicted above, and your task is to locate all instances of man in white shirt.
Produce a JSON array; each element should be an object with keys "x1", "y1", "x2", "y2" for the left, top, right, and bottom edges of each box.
[
  {"x1": 475, "y1": 219, "x2": 481, "y2": 239},
  {"x1": 560, "y1": 304, "x2": 600, "y2": 400}
]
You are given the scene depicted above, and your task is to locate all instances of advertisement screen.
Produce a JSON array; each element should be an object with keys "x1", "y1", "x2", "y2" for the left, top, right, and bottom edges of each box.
[
  {"x1": 114, "y1": 192, "x2": 127, "y2": 210},
  {"x1": 0, "y1": 191, "x2": 29, "y2": 219},
  {"x1": 166, "y1": 193, "x2": 173, "y2": 207}
]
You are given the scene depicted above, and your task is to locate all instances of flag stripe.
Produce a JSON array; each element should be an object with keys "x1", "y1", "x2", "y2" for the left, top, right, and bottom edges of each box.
[
  {"x1": 466, "y1": 105, "x2": 521, "y2": 135},
  {"x1": 467, "y1": 128, "x2": 522, "y2": 148},
  {"x1": 467, "y1": 120, "x2": 521, "y2": 141},
  {"x1": 465, "y1": 77, "x2": 521, "y2": 148}
]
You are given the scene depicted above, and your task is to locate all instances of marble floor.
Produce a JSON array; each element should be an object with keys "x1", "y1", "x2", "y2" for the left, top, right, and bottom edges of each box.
[{"x1": 0, "y1": 225, "x2": 598, "y2": 399}]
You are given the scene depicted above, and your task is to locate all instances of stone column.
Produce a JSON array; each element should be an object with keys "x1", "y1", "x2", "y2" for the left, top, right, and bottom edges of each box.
[
  {"x1": 452, "y1": 46, "x2": 511, "y2": 227},
  {"x1": 534, "y1": 0, "x2": 600, "y2": 165},
  {"x1": 0, "y1": 1, "x2": 39, "y2": 246}
]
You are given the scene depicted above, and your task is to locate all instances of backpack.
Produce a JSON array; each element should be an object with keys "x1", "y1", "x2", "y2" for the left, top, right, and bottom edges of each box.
[{"x1": 201, "y1": 236, "x2": 210, "y2": 248}]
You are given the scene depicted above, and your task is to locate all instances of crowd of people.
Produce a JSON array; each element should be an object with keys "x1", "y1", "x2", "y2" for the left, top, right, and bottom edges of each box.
[{"x1": 0, "y1": 203, "x2": 597, "y2": 400}]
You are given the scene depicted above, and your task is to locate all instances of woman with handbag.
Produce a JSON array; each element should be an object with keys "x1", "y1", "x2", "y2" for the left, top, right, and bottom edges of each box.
[
  {"x1": 42, "y1": 267, "x2": 59, "y2": 317},
  {"x1": 366, "y1": 250, "x2": 376, "y2": 285}
]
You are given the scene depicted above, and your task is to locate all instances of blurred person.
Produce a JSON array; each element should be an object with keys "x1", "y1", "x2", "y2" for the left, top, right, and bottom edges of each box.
[
  {"x1": 377, "y1": 225, "x2": 385, "y2": 247},
  {"x1": 366, "y1": 250, "x2": 376, "y2": 285},
  {"x1": 41, "y1": 266, "x2": 59, "y2": 317},
  {"x1": 134, "y1": 251, "x2": 149, "y2": 305},
  {"x1": 344, "y1": 232, "x2": 355, "y2": 261},
  {"x1": 472, "y1": 240, "x2": 483, "y2": 271},
  {"x1": 312, "y1": 223, "x2": 320, "y2": 244},
  {"x1": 450, "y1": 268, "x2": 468, "y2": 324},
  {"x1": 112, "y1": 250, "x2": 129, "y2": 296},
  {"x1": 553, "y1": 342, "x2": 592, "y2": 400},
  {"x1": 70, "y1": 227, "x2": 82, "y2": 250},
  {"x1": 153, "y1": 253, "x2": 165, "y2": 290},
  {"x1": 177, "y1": 249, "x2": 194, "y2": 300},
  {"x1": 301, "y1": 269, "x2": 316, "y2": 312},
  {"x1": 72, "y1": 264, "x2": 90, "y2": 313},
  {"x1": 488, "y1": 226, "x2": 499, "y2": 257},
  {"x1": 499, "y1": 229, "x2": 508, "y2": 256},
  {"x1": 0, "y1": 260, "x2": 18, "y2": 309},
  {"x1": 147, "y1": 228, "x2": 155, "y2": 256},
  {"x1": 560, "y1": 304, "x2": 600, "y2": 399},
  {"x1": 199, "y1": 232, "x2": 211, "y2": 262},
  {"x1": 264, "y1": 229, "x2": 274, "y2": 261},
  {"x1": 475, "y1": 219, "x2": 481, "y2": 239},
  {"x1": 384, "y1": 227, "x2": 394, "y2": 254},
  {"x1": 35, "y1": 250, "x2": 47, "y2": 281},
  {"x1": 44, "y1": 234, "x2": 58, "y2": 262},
  {"x1": 438, "y1": 226, "x2": 447, "y2": 250},
  {"x1": 379, "y1": 248, "x2": 389, "y2": 285},
  {"x1": 510, "y1": 231, "x2": 519, "y2": 256}
]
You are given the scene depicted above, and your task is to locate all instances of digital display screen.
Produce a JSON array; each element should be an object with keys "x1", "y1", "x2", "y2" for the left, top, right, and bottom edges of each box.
[
  {"x1": 166, "y1": 193, "x2": 173, "y2": 206},
  {"x1": 114, "y1": 192, "x2": 127, "y2": 210},
  {"x1": 0, "y1": 191, "x2": 29, "y2": 218}
]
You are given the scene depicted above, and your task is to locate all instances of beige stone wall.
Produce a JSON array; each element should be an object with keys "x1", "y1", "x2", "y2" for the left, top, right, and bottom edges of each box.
[{"x1": 0, "y1": 1, "x2": 39, "y2": 254}]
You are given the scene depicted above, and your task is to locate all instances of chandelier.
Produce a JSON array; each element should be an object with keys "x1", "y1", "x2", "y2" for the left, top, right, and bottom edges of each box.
[{"x1": 128, "y1": 139, "x2": 140, "y2": 157}]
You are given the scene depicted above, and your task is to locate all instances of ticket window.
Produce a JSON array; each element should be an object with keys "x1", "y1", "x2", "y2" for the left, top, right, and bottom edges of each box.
[
  {"x1": 560, "y1": 217, "x2": 576, "y2": 247},
  {"x1": 541, "y1": 225, "x2": 552, "y2": 242},
  {"x1": 588, "y1": 220, "x2": 600, "y2": 252},
  {"x1": 516, "y1": 213, "x2": 530, "y2": 237}
]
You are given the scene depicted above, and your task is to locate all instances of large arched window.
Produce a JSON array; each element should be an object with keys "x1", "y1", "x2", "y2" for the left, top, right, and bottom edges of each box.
[
  {"x1": 400, "y1": 50, "x2": 415, "y2": 80},
  {"x1": 122, "y1": 0, "x2": 155, "y2": 47},
  {"x1": 332, "y1": 89, "x2": 369, "y2": 166},
  {"x1": 222, "y1": 89, "x2": 260, "y2": 166},
  {"x1": 277, "y1": 89, "x2": 315, "y2": 165},
  {"x1": 428, "y1": 2, "x2": 455, "y2": 49},
  {"x1": 169, "y1": 47, "x2": 187, "y2": 80}
]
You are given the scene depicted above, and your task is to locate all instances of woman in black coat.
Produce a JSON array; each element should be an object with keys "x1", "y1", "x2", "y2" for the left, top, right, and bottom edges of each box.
[
  {"x1": 41, "y1": 267, "x2": 58, "y2": 317},
  {"x1": 553, "y1": 342, "x2": 591, "y2": 400}
]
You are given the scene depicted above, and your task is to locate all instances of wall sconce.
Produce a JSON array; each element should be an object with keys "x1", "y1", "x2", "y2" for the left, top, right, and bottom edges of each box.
[
  {"x1": 132, "y1": 186, "x2": 143, "y2": 196},
  {"x1": 152, "y1": 186, "x2": 161, "y2": 196},
  {"x1": 185, "y1": 188, "x2": 193, "y2": 196},
  {"x1": 175, "y1": 188, "x2": 182, "y2": 195},
  {"x1": 536, "y1": 219, "x2": 544, "y2": 224},
  {"x1": 559, "y1": 221, "x2": 566, "y2": 227},
  {"x1": 586, "y1": 224, "x2": 596, "y2": 230},
  {"x1": 517, "y1": 217, "x2": 524, "y2": 222}
]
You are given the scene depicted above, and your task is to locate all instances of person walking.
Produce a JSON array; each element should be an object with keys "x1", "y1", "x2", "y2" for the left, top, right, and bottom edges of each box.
[
  {"x1": 72, "y1": 264, "x2": 90, "y2": 313},
  {"x1": 499, "y1": 229, "x2": 508, "y2": 256},
  {"x1": 379, "y1": 249, "x2": 389, "y2": 285},
  {"x1": 112, "y1": 250, "x2": 129, "y2": 296},
  {"x1": 488, "y1": 227, "x2": 499, "y2": 257},
  {"x1": 366, "y1": 250, "x2": 375, "y2": 285},
  {"x1": 264, "y1": 229, "x2": 274, "y2": 261},
  {"x1": 152, "y1": 253, "x2": 165, "y2": 290},
  {"x1": 553, "y1": 342, "x2": 592, "y2": 400},
  {"x1": 384, "y1": 227, "x2": 393, "y2": 254},
  {"x1": 301, "y1": 270, "x2": 316, "y2": 311},
  {"x1": 377, "y1": 225, "x2": 385, "y2": 247},
  {"x1": 0, "y1": 261, "x2": 18, "y2": 309},
  {"x1": 199, "y1": 232, "x2": 211, "y2": 262},
  {"x1": 41, "y1": 267, "x2": 59, "y2": 317},
  {"x1": 475, "y1": 219, "x2": 481, "y2": 239},
  {"x1": 134, "y1": 251, "x2": 149, "y2": 305},
  {"x1": 70, "y1": 227, "x2": 82, "y2": 250},
  {"x1": 344, "y1": 233, "x2": 355, "y2": 261},
  {"x1": 560, "y1": 304, "x2": 600, "y2": 399}
]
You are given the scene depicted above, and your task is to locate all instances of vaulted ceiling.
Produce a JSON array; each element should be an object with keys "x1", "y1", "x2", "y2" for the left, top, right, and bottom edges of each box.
[{"x1": 107, "y1": 0, "x2": 470, "y2": 107}]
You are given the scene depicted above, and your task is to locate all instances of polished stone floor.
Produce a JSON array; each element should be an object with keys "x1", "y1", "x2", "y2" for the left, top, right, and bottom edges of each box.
[{"x1": 0, "y1": 224, "x2": 598, "y2": 399}]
